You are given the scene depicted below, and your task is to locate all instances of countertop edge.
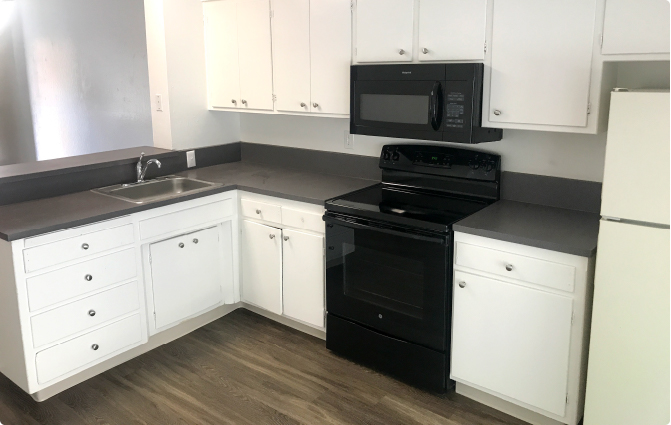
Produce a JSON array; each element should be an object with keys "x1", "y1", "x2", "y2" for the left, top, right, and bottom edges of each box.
[{"x1": 452, "y1": 224, "x2": 596, "y2": 258}]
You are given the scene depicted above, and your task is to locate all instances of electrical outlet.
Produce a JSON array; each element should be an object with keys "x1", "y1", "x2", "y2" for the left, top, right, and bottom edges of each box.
[
  {"x1": 186, "y1": 150, "x2": 196, "y2": 168},
  {"x1": 156, "y1": 94, "x2": 163, "y2": 111},
  {"x1": 344, "y1": 131, "x2": 354, "y2": 149}
]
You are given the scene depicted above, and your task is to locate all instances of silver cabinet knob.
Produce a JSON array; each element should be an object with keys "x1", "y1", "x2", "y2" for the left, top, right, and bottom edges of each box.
[
  {"x1": 269, "y1": 234, "x2": 275, "y2": 239},
  {"x1": 241, "y1": 99, "x2": 247, "y2": 105},
  {"x1": 81, "y1": 243, "x2": 89, "y2": 250},
  {"x1": 300, "y1": 102, "x2": 306, "y2": 108},
  {"x1": 192, "y1": 238, "x2": 199, "y2": 244},
  {"x1": 422, "y1": 48, "x2": 429, "y2": 54},
  {"x1": 88, "y1": 309, "x2": 96, "y2": 317},
  {"x1": 458, "y1": 281, "x2": 466, "y2": 288},
  {"x1": 493, "y1": 109, "x2": 502, "y2": 116},
  {"x1": 85, "y1": 274, "x2": 93, "y2": 281},
  {"x1": 312, "y1": 102, "x2": 319, "y2": 108},
  {"x1": 283, "y1": 236, "x2": 289, "y2": 241},
  {"x1": 178, "y1": 242, "x2": 185, "y2": 248},
  {"x1": 505, "y1": 264, "x2": 514, "y2": 271},
  {"x1": 231, "y1": 99, "x2": 237, "y2": 105},
  {"x1": 398, "y1": 49, "x2": 405, "y2": 55},
  {"x1": 91, "y1": 344, "x2": 99, "y2": 351},
  {"x1": 256, "y1": 209, "x2": 261, "y2": 214}
]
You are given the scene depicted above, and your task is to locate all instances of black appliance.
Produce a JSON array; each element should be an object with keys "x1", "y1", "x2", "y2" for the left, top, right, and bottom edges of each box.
[
  {"x1": 324, "y1": 144, "x2": 501, "y2": 392},
  {"x1": 350, "y1": 63, "x2": 502, "y2": 144}
]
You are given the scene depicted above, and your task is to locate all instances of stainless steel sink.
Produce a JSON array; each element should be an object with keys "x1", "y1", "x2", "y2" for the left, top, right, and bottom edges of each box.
[{"x1": 92, "y1": 175, "x2": 221, "y2": 204}]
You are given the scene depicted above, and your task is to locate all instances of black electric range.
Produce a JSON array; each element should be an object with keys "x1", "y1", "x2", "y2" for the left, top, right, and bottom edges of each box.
[{"x1": 324, "y1": 144, "x2": 500, "y2": 392}]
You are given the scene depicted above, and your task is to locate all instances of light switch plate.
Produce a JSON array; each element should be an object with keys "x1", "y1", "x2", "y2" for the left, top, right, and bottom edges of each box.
[{"x1": 186, "y1": 150, "x2": 196, "y2": 168}]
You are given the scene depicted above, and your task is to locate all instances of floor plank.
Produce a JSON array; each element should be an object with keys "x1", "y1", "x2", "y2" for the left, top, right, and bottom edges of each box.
[{"x1": 0, "y1": 309, "x2": 529, "y2": 425}]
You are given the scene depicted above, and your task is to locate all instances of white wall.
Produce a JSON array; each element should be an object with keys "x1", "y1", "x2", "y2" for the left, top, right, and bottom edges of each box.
[
  {"x1": 157, "y1": 0, "x2": 240, "y2": 151},
  {"x1": 19, "y1": 0, "x2": 154, "y2": 161}
]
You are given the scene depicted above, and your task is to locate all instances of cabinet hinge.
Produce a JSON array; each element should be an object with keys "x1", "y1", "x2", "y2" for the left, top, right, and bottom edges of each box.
[
  {"x1": 272, "y1": 94, "x2": 277, "y2": 102},
  {"x1": 566, "y1": 394, "x2": 569, "y2": 405},
  {"x1": 571, "y1": 311, "x2": 575, "y2": 324},
  {"x1": 270, "y1": 9, "x2": 274, "y2": 19},
  {"x1": 148, "y1": 253, "x2": 152, "y2": 264},
  {"x1": 350, "y1": 1, "x2": 354, "y2": 11},
  {"x1": 484, "y1": 41, "x2": 487, "y2": 54},
  {"x1": 599, "y1": 33, "x2": 603, "y2": 48},
  {"x1": 587, "y1": 102, "x2": 592, "y2": 115}
]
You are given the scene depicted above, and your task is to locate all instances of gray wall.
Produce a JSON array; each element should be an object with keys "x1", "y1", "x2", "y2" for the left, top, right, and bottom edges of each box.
[{"x1": 18, "y1": 0, "x2": 154, "y2": 161}]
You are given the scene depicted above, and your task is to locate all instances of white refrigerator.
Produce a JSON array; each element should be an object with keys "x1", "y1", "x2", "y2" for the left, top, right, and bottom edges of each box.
[{"x1": 584, "y1": 90, "x2": 670, "y2": 425}]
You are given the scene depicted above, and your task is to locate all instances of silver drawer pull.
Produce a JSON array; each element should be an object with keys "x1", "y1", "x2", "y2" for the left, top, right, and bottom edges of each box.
[
  {"x1": 505, "y1": 264, "x2": 514, "y2": 271},
  {"x1": 269, "y1": 234, "x2": 275, "y2": 239},
  {"x1": 422, "y1": 47, "x2": 429, "y2": 54},
  {"x1": 193, "y1": 238, "x2": 199, "y2": 244},
  {"x1": 85, "y1": 274, "x2": 93, "y2": 281},
  {"x1": 300, "y1": 102, "x2": 306, "y2": 107},
  {"x1": 81, "y1": 243, "x2": 89, "y2": 250},
  {"x1": 398, "y1": 49, "x2": 405, "y2": 55},
  {"x1": 313, "y1": 102, "x2": 319, "y2": 108},
  {"x1": 283, "y1": 236, "x2": 289, "y2": 241},
  {"x1": 88, "y1": 309, "x2": 96, "y2": 317},
  {"x1": 178, "y1": 242, "x2": 185, "y2": 248},
  {"x1": 493, "y1": 109, "x2": 502, "y2": 116},
  {"x1": 256, "y1": 209, "x2": 261, "y2": 214},
  {"x1": 91, "y1": 344, "x2": 99, "y2": 351},
  {"x1": 458, "y1": 281, "x2": 466, "y2": 288}
]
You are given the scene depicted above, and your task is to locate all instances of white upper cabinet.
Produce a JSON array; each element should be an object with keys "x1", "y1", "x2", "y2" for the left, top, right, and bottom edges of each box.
[
  {"x1": 355, "y1": 0, "x2": 414, "y2": 62},
  {"x1": 418, "y1": 0, "x2": 487, "y2": 61},
  {"x1": 601, "y1": 0, "x2": 670, "y2": 56},
  {"x1": 309, "y1": 0, "x2": 352, "y2": 115},
  {"x1": 203, "y1": 1, "x2": 241, "y2": 109},
  {"x1": 487, "y1": 0, "x2": 598, "y2": 128},
  {"x1": 271, "y1": 0, "x2": 311, "y2": 113},
  {"x1": 237, "y1": 0, "x2": 275, "y2": 111}
]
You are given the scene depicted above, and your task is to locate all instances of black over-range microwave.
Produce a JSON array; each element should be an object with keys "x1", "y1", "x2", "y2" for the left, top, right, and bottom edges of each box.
[{"x1": 350, "y1": 63, "x2": 502, "y2": 144}]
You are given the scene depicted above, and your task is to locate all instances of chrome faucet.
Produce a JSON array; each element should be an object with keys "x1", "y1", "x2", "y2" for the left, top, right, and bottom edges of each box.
[{"x1": 136, "y1": 152, "x2": 162, "y2": 183}]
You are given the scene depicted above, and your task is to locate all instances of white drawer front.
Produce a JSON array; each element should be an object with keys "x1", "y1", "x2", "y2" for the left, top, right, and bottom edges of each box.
[
  {"x1": 240, "y1": 198, "x2": 282, "y2": 223},
  {"x1": 281, "y1": 207, "x2": 324, "y2": 233},
  {"x1": 23, "y1": 224, "x2": 135, "y2": 273},
  {"x1": 31, "y1": 281, "x2": 140, "y2": 348},
  {"x1": 26, "y1": 248, "x2": 137, "y2": 312},
  {"x1": 455, "y1": 242, "x2": 576, "y2": 292},
  {"x1": 139, "y1": 199, "x2": 233, "y2": 240},
  {"x1": 35, "y1": 313, "x2": 142, "y2": 384}
]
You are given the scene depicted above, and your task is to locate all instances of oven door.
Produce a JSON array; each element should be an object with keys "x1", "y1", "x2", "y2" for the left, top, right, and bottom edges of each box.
[
  {"x1": 351, "y1": 80, "x2": 444, "y2": 140},
  {"x1": 324, "y1": 214, "x2": 450, "y2": 352}
]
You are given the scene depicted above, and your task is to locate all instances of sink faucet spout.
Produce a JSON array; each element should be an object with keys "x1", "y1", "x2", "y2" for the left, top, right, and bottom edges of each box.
[{"x1": 136, "y1": 153, "x2": 162, "y2": 183}]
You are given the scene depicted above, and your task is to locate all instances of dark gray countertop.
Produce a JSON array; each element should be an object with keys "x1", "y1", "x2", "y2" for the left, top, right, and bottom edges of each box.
[
  {"x1": 453, "y1": 200, "x2": 600, "y2": 257},
  {"x1": 0, "y1": 161, "x2": 377, "y2": 241}
]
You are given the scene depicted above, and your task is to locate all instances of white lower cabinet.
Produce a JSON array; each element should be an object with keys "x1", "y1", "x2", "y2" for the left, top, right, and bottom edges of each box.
[
  {"x1": 282, "y1": 229, "x2": 324, "y2": 327},
  {"x1": 240, "y1": 193, "x2": 325, "y2": 329},
  {"x1": 241, "y1": 220, "x2": 283, "y2": 314},
  {"x1": 451, "y1": 232, "x2": 594, "y2": 425},
  {"x1": 149, "y1": 226, "x2": 226, "y2": 330}
]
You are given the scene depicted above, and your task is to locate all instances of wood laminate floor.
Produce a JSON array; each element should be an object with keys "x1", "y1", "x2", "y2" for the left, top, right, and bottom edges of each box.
[{"x1": 0, "y1": 309, "x2": 530, "y2": 425}]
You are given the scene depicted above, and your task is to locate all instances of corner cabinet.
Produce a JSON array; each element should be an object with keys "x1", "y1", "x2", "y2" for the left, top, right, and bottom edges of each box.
[
  {"x1": 451, "y1": 232, "x2": 594, "y2": 425},
  {"x1": 239, "y1": 193, "x2": 326, "y2": 329},
  {"x1": 203, "y1": 0, "x2": 352, "y2": 117}
]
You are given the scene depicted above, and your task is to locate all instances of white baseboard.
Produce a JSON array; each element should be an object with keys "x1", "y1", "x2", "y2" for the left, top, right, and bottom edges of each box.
[{"x1": 242, "y1": 303, "x2": 326, "y2": 340}]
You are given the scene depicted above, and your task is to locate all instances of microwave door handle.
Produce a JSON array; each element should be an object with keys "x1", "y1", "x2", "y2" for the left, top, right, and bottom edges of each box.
[
  {"x1": 430, "y1": 81, "x2": 442, "y2": 131},
  {"x1": 324, "y1": 215, "x2": 445, "y2": 244}
]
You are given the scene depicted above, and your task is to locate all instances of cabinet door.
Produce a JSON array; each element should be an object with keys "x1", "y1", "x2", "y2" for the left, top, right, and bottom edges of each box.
[
  {"x1": 418, "y1": 0, "x2": 487, "y2": 61},
  {"x1": 355, "y1": 0, "x2": 414, "y2": 62},
  {"x1": 451, "y1": 271, "x2": 573, "y2": 417},
  {"x1": 584, "y1": 221, "x2": 670, "y2": 425},
  {"x1": 310, "y1": 0, "x2": 352, "y2": 115},
  {"x1": 150, "y1": 227, "x2": 224, "y2": 330},
  {"x1": 241, "y1": 220, "x2": 282, "y2": 314},
  {"x1": 203, "y1": 0, "x2": 241, "y2": 108},
  {"x1": 271, "y1": 0, "x2": 311, "y2": 113},
  {"x1": 488, "y1": 0, "x2": 597, "y2": 127},
  {"x1": 601, "y1": 0, "x2": 670, "y2": 55},
  {"x1": 282, "y1": 229, "x2": 324, "y2": 327},
  {"x1": 237, "y1": 0, "x2": 274, "y2": 110}
]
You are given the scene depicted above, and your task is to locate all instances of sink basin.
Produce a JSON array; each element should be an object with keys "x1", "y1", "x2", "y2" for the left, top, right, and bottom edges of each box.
[{"x1": 92, "y1": 176, "x2": 221, "y2": 204}]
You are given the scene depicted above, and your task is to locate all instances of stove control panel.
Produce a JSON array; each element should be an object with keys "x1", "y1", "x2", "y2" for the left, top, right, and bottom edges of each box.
[{"x1": 380, "y1": 144, "x2": 500, "y2": 181}]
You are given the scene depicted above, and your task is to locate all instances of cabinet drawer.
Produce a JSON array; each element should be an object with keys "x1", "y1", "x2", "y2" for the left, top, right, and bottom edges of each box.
[
  {"x1": 281, "y1": 207, "x2": 324, "y2": 233},
  {"x1": 139, "y1": 199, "x2": 233, "y2": 240},
  {"x1": 241, "y1": 198, "x2": 282, "y2": 223},
  {"x1": 455, "y1": 242, "x2": 576, "y2": 292},
  {"x1": 35, "y1": 313, "x2": 142, "y2": 384},
  {"x1": 27, "y1": 248, "x2": 137, "y2": 312},
  {"x1": 31, "y1": 281, "x2": 140, "y2": 348},
  {"x1": 23, "y1": 224, "x2": 134, "y2": 273}
]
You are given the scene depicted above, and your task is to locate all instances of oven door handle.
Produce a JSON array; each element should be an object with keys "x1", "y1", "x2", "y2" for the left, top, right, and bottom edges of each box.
[{"x1": 324, "y1": 215, "x2": 446, "y2": 244}]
